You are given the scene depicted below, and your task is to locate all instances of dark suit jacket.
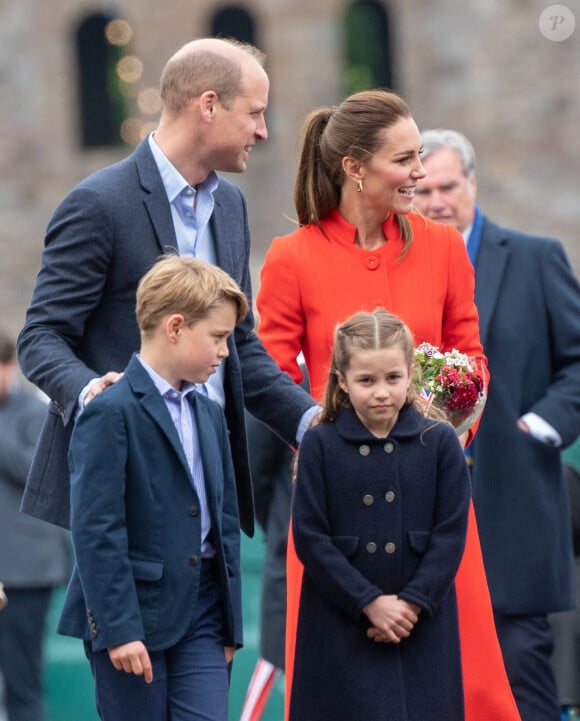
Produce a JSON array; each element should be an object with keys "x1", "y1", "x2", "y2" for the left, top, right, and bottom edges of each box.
[
  {"x1": 471, "y1": 216, "x2": 580, "y2": 614},
  {"x1": 17, "y1": 139, "x2": 314, "y2": 536},
  {"x1": 57, "y1": 355, "x2": 242, "y2": 651}
]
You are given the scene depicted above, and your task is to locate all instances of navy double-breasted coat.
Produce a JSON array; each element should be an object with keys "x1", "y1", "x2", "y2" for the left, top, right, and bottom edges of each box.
[{"x1": 290, "y1": 406, "x2": 471, "y2": 721}]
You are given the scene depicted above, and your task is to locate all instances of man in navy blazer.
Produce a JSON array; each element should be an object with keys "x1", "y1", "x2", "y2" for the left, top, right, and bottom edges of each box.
[
  {"x1": 17, "y1": 38, "x2": 316, "y2": 538},
  {"x1": 415, "y1": 129, "x2": 580, "y2": 721}
]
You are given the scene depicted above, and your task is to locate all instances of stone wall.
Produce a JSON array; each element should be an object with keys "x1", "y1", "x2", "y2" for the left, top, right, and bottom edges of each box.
[{"x1": 1, "y1": 0, "x2": 578, "y2": 339}]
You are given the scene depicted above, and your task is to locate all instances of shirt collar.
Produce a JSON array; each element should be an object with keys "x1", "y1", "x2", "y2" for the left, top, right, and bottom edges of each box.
[
  {"x1": 136, "y1": 354, "x2": 197, "y2": 399},
  {"x1": 148, "y1": 132, "x2": 218, "y2": 203}
]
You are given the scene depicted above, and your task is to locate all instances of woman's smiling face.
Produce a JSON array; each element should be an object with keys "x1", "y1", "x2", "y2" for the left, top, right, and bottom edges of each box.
[{"x1": 360, "y1": 116, "x2": 426, "y2": 216}]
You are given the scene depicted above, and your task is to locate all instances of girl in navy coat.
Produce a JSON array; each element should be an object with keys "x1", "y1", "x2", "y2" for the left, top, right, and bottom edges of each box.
[{"x1": 290, "y1": 309, "x2": 471, "y2": 721}]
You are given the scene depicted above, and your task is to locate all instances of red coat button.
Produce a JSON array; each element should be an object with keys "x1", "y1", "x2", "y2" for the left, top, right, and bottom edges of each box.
[{"x1": 365, "y1": 255, "x2": 380, "y2": 270}]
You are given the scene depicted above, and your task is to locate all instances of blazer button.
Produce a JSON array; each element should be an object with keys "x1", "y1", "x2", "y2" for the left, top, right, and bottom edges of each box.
[
  {"x1": 385, "y1": 491, "x2": 395, "y2": 503},
  {"x1": 366, "y1": 542, "x2": 377, "y2": 553},
  {"x1": 188, "y1": 555, "x2": 199, "y2": 566},
  {"x1": 384, "y1": 542, "x2": 396, "y2": 554},
  {"x1": 384, "y1": 442, "x2": 394, "y2": 454},
  {"x1": 189, "y1": 506, "x2": 199, "y2": 516},
  {"x1": 363, "y1": 494, "x2": 374, "y2": 505},
  {"x1": 359, "y1": 444, "x2": 370, "y2": 456}
]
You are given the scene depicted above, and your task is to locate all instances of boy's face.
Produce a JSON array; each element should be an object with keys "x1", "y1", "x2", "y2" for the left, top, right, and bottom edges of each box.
[{"x1": 173, "y1": 300, "x2": 237, "y2": 387}]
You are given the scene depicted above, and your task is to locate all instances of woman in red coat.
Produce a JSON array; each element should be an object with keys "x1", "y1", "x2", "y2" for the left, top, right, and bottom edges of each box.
[{"x1": 256, "y1": 90, "x2": 520, "y2": 721}]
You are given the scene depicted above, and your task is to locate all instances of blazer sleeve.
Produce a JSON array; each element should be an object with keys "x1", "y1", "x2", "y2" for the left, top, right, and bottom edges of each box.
[
  {"x1": 17, "y1": 185, "x2": 115, "y2": 426},
  {"x1": 69, "y1": 398, "x2": 145, "y2": 650}
]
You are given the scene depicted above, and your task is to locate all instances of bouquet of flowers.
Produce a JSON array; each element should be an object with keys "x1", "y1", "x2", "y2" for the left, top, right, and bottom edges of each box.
[{"x1": 413, "y1": 342, "x2": 487, "y2": 435}]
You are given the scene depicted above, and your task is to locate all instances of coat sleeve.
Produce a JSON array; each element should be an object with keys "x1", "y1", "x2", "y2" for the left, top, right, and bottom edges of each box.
[
  {"x1": 256, "y1": 235, "x2": 307, "y2": 386},
  {"x1": 439, "y1": 224, "x2": 489, "y2": 440},
  {"x1": 69, "y1": 398, "x2": 145, "y2": 650},
  {"x1": 440, "y1": 225, "x2": 484, "y2": 359},
  {"x1": 526, "y1": 239, "x2": 580, "y2": 446}
]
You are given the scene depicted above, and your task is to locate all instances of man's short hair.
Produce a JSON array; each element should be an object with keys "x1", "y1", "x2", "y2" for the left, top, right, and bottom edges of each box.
[
  {"x1": 160, "y1": 38, "x2": 266, "y2": 116},
  {"x1": 420, "y1": 129, "x2": 476, "y2": 176}
]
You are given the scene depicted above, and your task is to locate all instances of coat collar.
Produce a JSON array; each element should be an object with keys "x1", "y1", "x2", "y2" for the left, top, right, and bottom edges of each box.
[{"x1": 334, "y1": 405, "x2": 425, "y2": 443}]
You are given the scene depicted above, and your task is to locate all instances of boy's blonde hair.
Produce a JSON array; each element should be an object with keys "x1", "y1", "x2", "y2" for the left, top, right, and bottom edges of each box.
[{"x1": 136, "y1": 254, "x2": 248, "y2": 334}]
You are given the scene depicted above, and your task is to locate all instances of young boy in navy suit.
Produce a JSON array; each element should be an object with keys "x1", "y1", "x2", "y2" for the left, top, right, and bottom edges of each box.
[{"x1": 58, "y1": 255, "x2": 249, "y2": 721}]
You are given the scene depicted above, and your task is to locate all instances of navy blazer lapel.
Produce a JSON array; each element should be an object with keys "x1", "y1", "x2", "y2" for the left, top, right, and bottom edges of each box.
[
  {"x1": 475, "y1": 217, "x2": 510, "y2": 344},
  {"x1": 211, "y1": 186, "x2": 237, "y2": 275},
  {"x1": 124, "y1": 356, "x2": 192, "y2": 478},
  {"x1": 133, "y1": 140, "x2": 179, "y2": 255},
  {"x1": 193, "y1": 398, "x2": 222, "y2": 509}
]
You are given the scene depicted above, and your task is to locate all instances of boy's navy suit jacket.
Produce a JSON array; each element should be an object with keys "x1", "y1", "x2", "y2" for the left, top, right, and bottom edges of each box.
[{"x1": 58, "y1": 354, "x2": 243, "y2": 652}]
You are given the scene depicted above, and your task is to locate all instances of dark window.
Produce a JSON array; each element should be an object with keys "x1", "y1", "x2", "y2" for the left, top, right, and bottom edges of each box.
[
  {"x1": 210, "y1": 5, "x2": 256, "y2": 44},
  {"x1": 76, "y1": 13, "x2": 129, "y2": 147},
  {"x1": 344, "y1": 1, "x2": 394, "y2": 95}
]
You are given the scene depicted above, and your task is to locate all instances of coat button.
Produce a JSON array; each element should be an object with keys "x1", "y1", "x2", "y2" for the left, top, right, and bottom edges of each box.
[
  {"x1": 366, "y1": 542, "x2": 377, "y2": 553},
  {"x1": 359, "y1": 444, "x2": 370, "y2": 456},
  {"x1": 385, "y1": 491, "x2": 395, "y2": 503},
  {"x1": 188, "y1": 555, "x2": 199, "y2": 566},
  {"x1": 384, "y1": 542, "x2": 396, "y2": 554},
  {"x1": 384, "y1": 442, "x2": 394, "y2": 453},
  {"x1": 190, "y1": 506, "x2": 199, "y2": 516},
  {"x1": 363, "y1": 494, "x2": 374, "y2": 505},
  {"x1": 365, "y1": 255, "x2": 380, "y2": 270}
]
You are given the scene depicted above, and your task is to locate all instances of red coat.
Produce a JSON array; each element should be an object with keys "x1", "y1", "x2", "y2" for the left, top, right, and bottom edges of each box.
[
  {"x1": 257, "y1": 209, "x2": 483, "y2": 401},
  {"x1": 257, "y1": 209, "x2": 521, "y2": 721}
]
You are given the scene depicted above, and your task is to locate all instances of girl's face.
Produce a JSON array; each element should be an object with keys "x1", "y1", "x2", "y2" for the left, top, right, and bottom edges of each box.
[
  {"x1": 360, "y1": 116, "x2": 426, "y2": 216},
  {"x1": 338, "y1": 346, "x2": 412, "y2": 438}
]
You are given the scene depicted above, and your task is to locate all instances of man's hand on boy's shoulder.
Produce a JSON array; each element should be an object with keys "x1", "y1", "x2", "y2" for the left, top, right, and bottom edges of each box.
[{"x1": 83, "y1": 371, "x2": 124, "y2": 406}]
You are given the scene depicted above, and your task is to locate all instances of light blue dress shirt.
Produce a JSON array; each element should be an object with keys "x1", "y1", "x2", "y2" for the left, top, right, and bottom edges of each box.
[{"x1": 148, "y1": 133, "x2": 225, "y2": 407}]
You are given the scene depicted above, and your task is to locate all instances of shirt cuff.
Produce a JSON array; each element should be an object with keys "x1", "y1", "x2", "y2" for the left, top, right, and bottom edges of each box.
[
  {"x1": 78, "y1": 378, "x2": 99, "y2": 416},
  {"x1": 520, "y1": 412, "x2": 562, "y2": 447},
  {"x1": 296, "y1": 405, "x2": 322, "y2": 445}
]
